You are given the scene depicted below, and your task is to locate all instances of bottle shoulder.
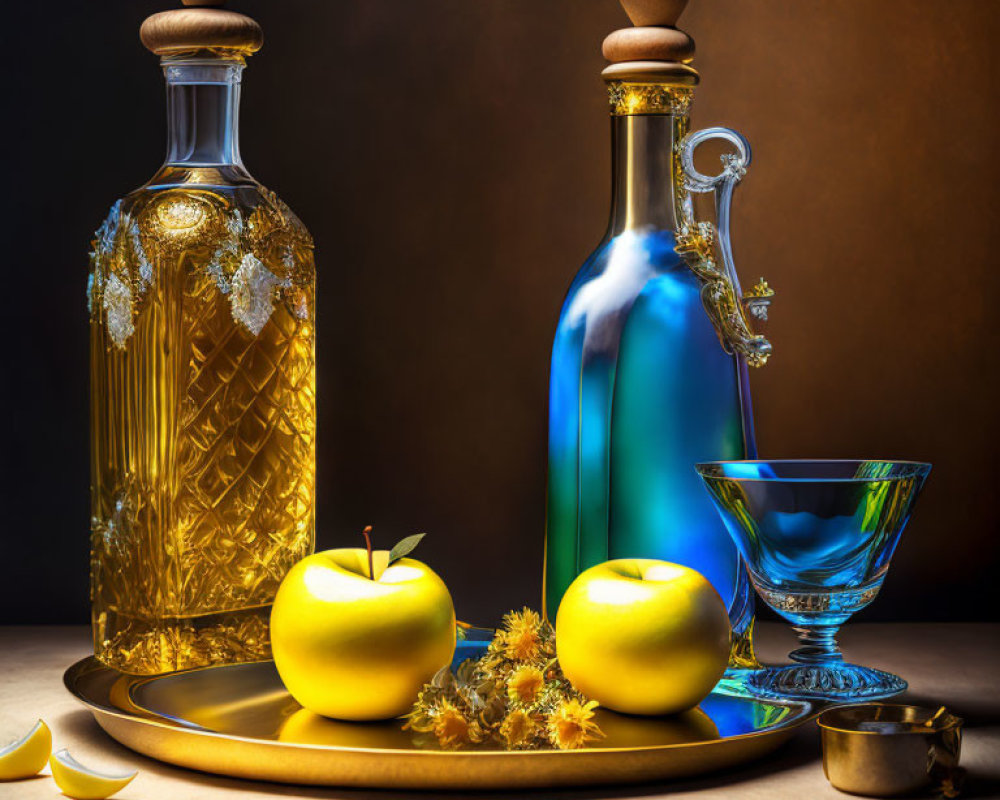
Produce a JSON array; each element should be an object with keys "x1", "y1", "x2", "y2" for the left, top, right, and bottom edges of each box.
[
  {"x1": 88, "y1": 182, "x2": 315, "y2": 347},
  {"x1": 88, "y1": 176, "x2": 314, "y2": 337},
  {"x1": 583, "y1": 229, "x2": 683, "y2": 270},
  {"x1": 556, "y1": 228, "x2": 698, "y2": 335},
  {"x1": 115, "y1": 166, "x2": 312, "y2": 238},
  {"x1": 91, "y1": 178, "x2": 313, "y2": 259},
  {"x1": 564, "y1": 229, "x2": 690, "y2": 297}
]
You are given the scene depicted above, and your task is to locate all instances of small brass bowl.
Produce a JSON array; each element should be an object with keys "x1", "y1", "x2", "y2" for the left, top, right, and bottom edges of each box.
[{"x1": 818, "y1": 704, "x2": 963, "y2": 797}]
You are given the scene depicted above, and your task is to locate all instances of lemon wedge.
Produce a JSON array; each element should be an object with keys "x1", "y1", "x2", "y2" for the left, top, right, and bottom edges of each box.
[
  {"x1": 0, "y1": 719, "x2": 51, "y2": 780},
  {"x1": 49, "y1": 749, "x2": 136, "y2": 800}
]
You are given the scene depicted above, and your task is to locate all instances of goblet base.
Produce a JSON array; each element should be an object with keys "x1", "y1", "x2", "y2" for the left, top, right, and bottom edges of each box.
[{"x1": 748, "y1": 663, "x2": 907, "y2": 702}]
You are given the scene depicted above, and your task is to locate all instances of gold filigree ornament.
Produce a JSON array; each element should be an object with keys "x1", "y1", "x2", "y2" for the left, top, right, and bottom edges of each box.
[
  {"x1": 153, "y1": 194, "x2": 208, "y2": 232},
  {"x1": 744, "y1": 277, "x2": 775, "y2": 321},
  {"x1": 607, "y1": 81, "x2": 694, "y2": 116},
  {"x1": 676, "y1": 128, "x2": 773, "y2": 367},
  {"x1": 88, "y1": 188, "x2": 314, "y2": 350}
]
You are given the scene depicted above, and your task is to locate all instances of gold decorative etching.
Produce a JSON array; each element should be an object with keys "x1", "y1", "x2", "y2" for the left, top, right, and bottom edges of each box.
[
  {"x1": 607, "y1": 81, "x2": 694, "y2": 116},
  {"x1": 743, "y1": 277, "x2": 774, "y2": 321},
  {"x1": 675, "y1": 222, "x2": 771, "y2": 367},
  {"x1": 673, "y1": 124, "x2": 773, "y2": 368},
  {"x1": 88, "y1": 184, "x2": 316, "y2": 674}
]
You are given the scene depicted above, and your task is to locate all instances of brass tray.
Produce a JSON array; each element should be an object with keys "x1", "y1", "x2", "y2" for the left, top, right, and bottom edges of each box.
[{"x1": 65, "y1": 650, "x2": 812, "y2": 790}]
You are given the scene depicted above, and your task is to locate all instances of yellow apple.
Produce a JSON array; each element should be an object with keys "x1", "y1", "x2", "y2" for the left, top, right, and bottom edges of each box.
[
  {"x1": 270, "y1": 547, "x2": 456, "y2": 721},
  {"x1": 556, "y1": 559, "x2": 730, "y2": 716}
]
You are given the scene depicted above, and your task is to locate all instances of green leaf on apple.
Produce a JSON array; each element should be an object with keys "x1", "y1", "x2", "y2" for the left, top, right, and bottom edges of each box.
[{"x1": 388, "y1": 533, "x2": 426, "y2": 565}]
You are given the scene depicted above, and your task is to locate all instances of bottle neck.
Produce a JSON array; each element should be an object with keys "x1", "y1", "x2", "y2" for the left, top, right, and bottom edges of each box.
[
  {"x1": 607, "y1": 112, "x2": 687, "y2": 237},
  {"x1": 161, "y1": 59, "x2": 247, "y2": 173}
]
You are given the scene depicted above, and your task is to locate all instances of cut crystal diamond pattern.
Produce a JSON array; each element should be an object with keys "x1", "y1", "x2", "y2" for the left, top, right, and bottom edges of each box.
[{"x1": 90, "y1": 185, "x2": 315, "y2": 674}]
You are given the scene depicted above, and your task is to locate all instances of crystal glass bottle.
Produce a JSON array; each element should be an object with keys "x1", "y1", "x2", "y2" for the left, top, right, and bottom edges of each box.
[
  {"x1": 89, "y1": 2, "x2": 316, "y2": 674},
  {"x1": 544, "y1": 0, "x2": 773, "y2": 670}
]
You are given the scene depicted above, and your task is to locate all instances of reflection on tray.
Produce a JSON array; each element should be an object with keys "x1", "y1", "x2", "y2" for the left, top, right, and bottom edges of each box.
[
  {"x1": 65, "y1": 656, "x2": 813, "y2": 789},
  {"x1": 128, "y1": 659, "x2": 803, "y2": 752}
]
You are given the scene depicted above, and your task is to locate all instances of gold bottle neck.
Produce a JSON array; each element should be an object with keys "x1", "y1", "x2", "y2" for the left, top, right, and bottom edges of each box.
[
  {"x1": 604, "y1": 81, "x2": 694, "y2": 235},
  {"x1": 607, "y1": 109, "x2": 689, "y2": 236}
]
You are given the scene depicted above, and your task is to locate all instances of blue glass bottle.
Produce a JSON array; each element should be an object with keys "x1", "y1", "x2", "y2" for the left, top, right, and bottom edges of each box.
[{"x1": 544, "y1": 81, "x2": 773, "y2": 669}]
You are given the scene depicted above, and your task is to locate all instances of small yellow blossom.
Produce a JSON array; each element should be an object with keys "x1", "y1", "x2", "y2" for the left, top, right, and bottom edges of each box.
[
  {"x1": 503, "y1": 608, "x2": 543, "y2": 661},
  {"x1": 507, "y1": 665, "x2": 545, "y2": 706},
  {"x1": 547, "y1": 699, "x2": 603, "y2": 750},
  {"x1": 500, "y1": 709, "x2": 538, "y2": 749},
  {"x1": 433, "y1": 701, "x2": 478, "y2": 750},
  {"x1": 404, "y1": 607, "x2": 603, "y2": 751}
]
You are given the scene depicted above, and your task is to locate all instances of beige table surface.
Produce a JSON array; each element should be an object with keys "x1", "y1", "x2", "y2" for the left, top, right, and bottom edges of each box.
[{"x1": 1, "y1": 623, "x2": 998, "y2": 800}]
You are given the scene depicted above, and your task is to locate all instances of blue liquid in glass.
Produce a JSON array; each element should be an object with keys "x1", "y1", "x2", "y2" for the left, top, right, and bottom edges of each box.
[
  {"x1": 545, "y1": 230, "x2": 755, "y2": 640},
  {"x1": 699, "y1": 461, "x2": 931, "y2": 626}
]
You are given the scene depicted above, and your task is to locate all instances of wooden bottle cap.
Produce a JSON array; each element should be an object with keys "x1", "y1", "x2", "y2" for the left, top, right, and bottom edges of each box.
[
  {"x1": 140, "y1": 0, "x2": 263, "y2": 57},
  {"x1": 620, "y1": 0, "x2": 689, "y2": 26},
  {"x1": 602, "y1": 0, "x2": 698, "y2": 83}
]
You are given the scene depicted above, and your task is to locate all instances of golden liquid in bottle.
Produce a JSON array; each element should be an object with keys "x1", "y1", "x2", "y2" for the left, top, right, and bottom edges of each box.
[{"x1": 89, "y1": 183, "x2": 315, "y2": 674}]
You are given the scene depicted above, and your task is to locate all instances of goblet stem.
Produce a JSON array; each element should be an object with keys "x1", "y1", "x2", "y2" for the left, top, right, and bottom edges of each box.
[{"x1": 789, "y1": 624, "x2": 843, "y2": 665}]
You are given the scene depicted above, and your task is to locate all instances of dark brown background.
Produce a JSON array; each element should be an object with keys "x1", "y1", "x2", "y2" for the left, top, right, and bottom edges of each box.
[{"x1": 1, "y1": 1, "x2": 997, "y2": 625}]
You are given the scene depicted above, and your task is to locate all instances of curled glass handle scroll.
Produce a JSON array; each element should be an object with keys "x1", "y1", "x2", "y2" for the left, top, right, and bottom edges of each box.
[{"x1": 676, "y1": 127, "x2": 773, "y2": 367}]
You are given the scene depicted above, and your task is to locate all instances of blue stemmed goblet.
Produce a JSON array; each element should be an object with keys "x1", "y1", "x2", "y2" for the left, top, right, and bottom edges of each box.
[{"x1": 695, "y1": 460, "x2": 931, "y2": 702}]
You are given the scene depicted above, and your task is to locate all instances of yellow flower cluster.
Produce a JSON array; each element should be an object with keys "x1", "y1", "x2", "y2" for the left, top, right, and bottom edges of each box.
[{"x1": 404, "y1": 608, "x2": 604, "y2": 751}]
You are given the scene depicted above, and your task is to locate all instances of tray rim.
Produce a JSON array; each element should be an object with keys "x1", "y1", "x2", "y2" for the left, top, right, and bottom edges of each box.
[{"x1": 65, "y1": 656, "x2": 816, "y2": 788}]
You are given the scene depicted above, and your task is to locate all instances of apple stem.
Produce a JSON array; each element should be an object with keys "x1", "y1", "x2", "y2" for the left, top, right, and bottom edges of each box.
[{"x1": 362, "y1": 525, "x2": 375, "y2": 580}]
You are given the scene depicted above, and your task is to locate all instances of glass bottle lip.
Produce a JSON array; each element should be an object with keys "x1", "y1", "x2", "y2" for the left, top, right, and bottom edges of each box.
[{"x1": 162, "y1": 59, "x2": 244, "y2": 86}]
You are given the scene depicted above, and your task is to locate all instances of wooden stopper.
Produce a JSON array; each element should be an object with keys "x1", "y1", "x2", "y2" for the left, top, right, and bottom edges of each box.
[
  {"x1": 140, "y1": 1, "x2": 263, "y2": 57},
  {"x1": 602, "y1": 61, "x2": 699, "y2": 84},
  {"x1": 602, "y1": 0, "x2": 698, "y2": 82},
  {"x1": 620, "y1": 0, "x2": 689, "y2": 27},
  {"x1": 603, "y1": 27, "x2": 694, "y2": 64}
]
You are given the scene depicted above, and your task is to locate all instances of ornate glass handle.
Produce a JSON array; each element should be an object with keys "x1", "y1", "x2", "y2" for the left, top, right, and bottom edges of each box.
[{"x1": 677, "y1": 127, "x2": 773, "y2": 367}]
